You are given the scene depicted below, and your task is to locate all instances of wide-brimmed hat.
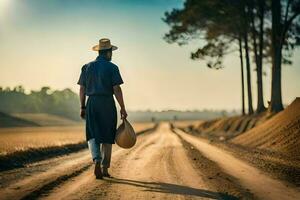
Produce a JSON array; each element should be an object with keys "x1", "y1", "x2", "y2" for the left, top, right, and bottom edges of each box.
[
  {"x1": 115, "y1": 119, "x2": 136, "y2": 149},
  {"x1": 92, "y1": 38, "x2": 118, "y2": 51}
]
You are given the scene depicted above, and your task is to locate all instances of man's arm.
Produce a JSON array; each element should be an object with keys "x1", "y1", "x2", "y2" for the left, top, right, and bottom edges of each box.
[
  {"x1": 113, "y1": 85, "x2": 127, "y2": 119},
  {"x1": 79, "y1": 85, "x2": 86, "y2": 119}
]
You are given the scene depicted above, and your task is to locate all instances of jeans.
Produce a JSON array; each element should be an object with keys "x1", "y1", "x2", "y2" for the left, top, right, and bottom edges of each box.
[{"x1": 87, "y1": 138, "x2": 112, "y2": 168}]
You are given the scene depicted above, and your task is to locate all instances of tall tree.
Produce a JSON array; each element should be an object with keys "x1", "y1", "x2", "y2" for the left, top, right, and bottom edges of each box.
[
  {"x1": 239, "y1": 36, "x2": 246, "y2": 115},
  {"x1": 243, "y1": 31, "x2": 254, "y2": 114},
  {"x1": 163, "y1": 0, "x2": 251, "y2": 115},
  {"x1": 242, "y1": 3, "x2": 254, "y2": 114},
  {"x1": 249, "y1": 0, "x2": 267, "y2": 113},
  {"x1": 269, "y1": 0, "x2": 300, "y2": 112}
]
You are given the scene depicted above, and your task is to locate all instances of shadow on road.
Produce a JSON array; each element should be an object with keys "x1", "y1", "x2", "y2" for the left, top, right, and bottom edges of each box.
[{"x1": 104, "y1": 177, "x2": 239, "y2": 200}]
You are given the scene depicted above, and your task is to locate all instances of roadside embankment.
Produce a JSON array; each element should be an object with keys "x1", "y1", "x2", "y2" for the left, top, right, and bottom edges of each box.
[
  {"x1": 173, "y1": 98, "x2": 300, "y2": 186},
  {"x1": 175, "y1": 112, "x2": 273, "y2": 141},
  {"x1": 232, "y1": 98, "x2": 300, "y2": 158}
]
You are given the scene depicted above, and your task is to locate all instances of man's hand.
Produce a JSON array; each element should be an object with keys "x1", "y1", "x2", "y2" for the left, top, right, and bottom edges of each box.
[
  {"x1": 80, "y1": 108, "x2": 86, "y2": 119},
  {"x1": 120, "y1": 107, "x2": 127, "y2": 119}
]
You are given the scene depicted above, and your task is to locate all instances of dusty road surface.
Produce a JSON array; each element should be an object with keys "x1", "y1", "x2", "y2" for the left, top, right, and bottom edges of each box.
[{"x1": 0, "y1": 123, "x2": 299, "y2": 200}]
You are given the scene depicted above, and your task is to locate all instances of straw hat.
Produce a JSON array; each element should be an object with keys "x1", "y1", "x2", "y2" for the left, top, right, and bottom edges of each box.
[
  {"x1": 115, "y1": 119, "x2": 136, "y2": 149},
  {"x1": 92, "y1": 38, "x2": 118, "y2": 51}
]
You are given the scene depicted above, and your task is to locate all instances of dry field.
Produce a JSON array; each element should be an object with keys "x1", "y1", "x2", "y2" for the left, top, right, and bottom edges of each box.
[
  {"x1": 11, "y1": 113, "x2": 79, "y2": 126},
  {"x1": 0, "y1": 122, "x2": 154, "y2": 156}
]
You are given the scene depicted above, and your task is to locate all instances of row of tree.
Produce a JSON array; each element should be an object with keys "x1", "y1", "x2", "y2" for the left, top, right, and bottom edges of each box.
[
  {"x1": 0, "y1": 86, "x2": 81, "y2": 121},
  {"x1": 163, "y1": 0, "x2": 300, "y2": 114}
]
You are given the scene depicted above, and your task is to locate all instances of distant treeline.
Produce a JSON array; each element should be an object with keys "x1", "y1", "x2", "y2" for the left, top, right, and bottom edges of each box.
[
  {"x1": 0, "y1": 86, "x2": 81, "y2": 121},
  {"x1": 0, "y1": 86, "x2": 235, "y2": 122},
  {"x1": 127, "y1": 110, "x2": 237, "y2": 122}
]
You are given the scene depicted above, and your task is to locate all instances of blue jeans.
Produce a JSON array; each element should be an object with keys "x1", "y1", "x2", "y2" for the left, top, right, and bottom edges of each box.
[{"x1": 87, "y1": 138, "x2": 112, "y2": 168}]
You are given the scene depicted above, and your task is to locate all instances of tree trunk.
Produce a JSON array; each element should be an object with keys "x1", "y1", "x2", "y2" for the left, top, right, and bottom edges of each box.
[
  {"x1": 269, "y1": 0, "x2": 284, "y2": 112},
  {"x1": 244, "y1": 32, "x2": 254, "y2": 114},
  {"x1": 256, "y1": 0, "x2": 266, "y2": 113},
  {"x1": 239, "y1": 37, "x2": 245, "y2": 115}
]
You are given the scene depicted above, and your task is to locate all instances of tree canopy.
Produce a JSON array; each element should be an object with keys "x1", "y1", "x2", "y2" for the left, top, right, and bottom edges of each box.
[{"x1": 163, "y1": 0, "x2": 300, "y2": 113}]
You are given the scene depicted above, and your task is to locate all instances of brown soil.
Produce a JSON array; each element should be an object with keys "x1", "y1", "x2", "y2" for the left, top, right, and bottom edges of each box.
[
  {"x1": 212, "y1": 141, "x2": 300, "y2": 187},
  {"x1": 174, "y1": 128, "x2": 300, "y2": 200},
  {"x1": 0, "y1": 123, "x2": 246, "y2": 200},
  {"x1": 232, "y1": 98, "x2": 300, "y2": 158},
  {"x1": 1, "y1": 123, "x2": 299, "y2": 200},
  {"x1": 80, "y1": 123, "x2": 236, "y2": 200},
  {"x1": 177, "y1": 112, "x2": 273, "y2": 141},
  {"x1": 175, "y1": 98, "x2": 300, "y2": 187},
  {"x1": 179, "y1": 137, "x2": 254, "y2": 199},
  {"x1": 0, "y1": 123, "x2": 156, "y2": 171}
]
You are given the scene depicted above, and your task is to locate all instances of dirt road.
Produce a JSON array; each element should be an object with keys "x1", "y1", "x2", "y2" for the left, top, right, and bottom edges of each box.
[{"x1": 0, "y1": 123, "x2": 299, "y2": 200}]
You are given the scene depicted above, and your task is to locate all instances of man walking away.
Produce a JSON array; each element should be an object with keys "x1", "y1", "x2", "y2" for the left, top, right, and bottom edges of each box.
[{"x1": 77, "y1": 38, "x2": 127, "y2": 179}]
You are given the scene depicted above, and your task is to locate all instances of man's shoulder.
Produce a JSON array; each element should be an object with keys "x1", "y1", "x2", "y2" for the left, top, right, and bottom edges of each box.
[
  {"x1": 81, "y1": 64, "x2": 88, "y2": 71},
  {"x1": 108, "y1": 61, "x2": 119, "y2": 69},
  {"x1": 83, "y1": 59, "x2": 119, "y2": 71},
  {"x1": 82, "y1": 60, "x2": 97, "y2": 70},
  {"x1": 99, "y1": 60, "x2": 119, "y2": 71},
  {"x1": 86, "y1": 60, "x2": 98, "y2": 66}
]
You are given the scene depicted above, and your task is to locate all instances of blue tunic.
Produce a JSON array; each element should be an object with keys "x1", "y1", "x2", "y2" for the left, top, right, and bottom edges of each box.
[{"x1": 77, "y1": 55, "x2": 124, "y2": 144}]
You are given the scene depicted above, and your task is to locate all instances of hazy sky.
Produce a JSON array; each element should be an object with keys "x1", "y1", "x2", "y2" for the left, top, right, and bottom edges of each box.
[{"x1": 0, "y1": 0, "x2": 299, "y2": 111}]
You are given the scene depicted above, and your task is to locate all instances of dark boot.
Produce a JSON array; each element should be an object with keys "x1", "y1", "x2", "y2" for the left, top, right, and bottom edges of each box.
[
  {"x1": 102, "y1": 167, "x2": 111, "y2": 178},
  {"x1": 94, "y1": 161, "x2": 103, "y2": 179}
]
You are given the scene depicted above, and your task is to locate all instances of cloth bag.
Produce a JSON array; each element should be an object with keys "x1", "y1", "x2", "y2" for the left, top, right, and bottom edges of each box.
[{"x1": 115, "y1": 119, "x2": 136, "y2": 148}]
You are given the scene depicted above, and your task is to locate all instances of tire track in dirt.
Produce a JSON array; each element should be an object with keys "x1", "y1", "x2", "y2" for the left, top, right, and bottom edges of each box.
[
  {"x1": 174, "y1": 128, "x2": 300, "y2": 200},
  {"x1": 0, "y1": 140, "x2": 125, "y2": 200},
  {"x1": 21, "y1": 164, "x2": 91, "y2": 200},
  {"x1": 0, "y1": 125, "x2": 157, "y2": 200},
  {"x1": 82, "y1": 123, "x2": 235, "y2": 200},
  {"x1": 0, "y1": 151, "x2": 91, "y2": 200},
  {"x1": 178, "y1": 135, "x2": 254, "y2": 199},
  {"x1": 0, "y1": 150, "x2": 89, "y2": 189},
  {"x1": 37, "y1": 127, "x2": 159, "y2": 200}
]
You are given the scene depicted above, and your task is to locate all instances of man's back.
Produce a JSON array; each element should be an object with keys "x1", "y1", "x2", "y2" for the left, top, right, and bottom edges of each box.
[{"x1": 79, "y1": 55, "x2": 123, "y2": 96}]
